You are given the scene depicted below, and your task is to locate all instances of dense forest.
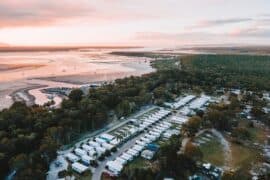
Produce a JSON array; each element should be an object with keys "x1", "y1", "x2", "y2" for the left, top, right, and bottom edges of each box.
[
  {"x1": 181, "y1": 54, "x2": 270, "y2": 91},
  {"x1": 0, "y1": 54, "x2": 269, "y2": 179}
]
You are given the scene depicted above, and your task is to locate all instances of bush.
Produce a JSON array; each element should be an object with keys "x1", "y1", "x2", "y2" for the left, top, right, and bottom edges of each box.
[
  {"x1": 58, "y1": 170, "x2": 67, "y2": 178},
  {"x1": 104, "y1": 150, "x2": 111, "y2": 157},
  {"x1": 111, "y1": 147, "x2": 117, "y2": 153},
  {"x1": 98, "y1": 154, "x2": 105, "y2": 161}
]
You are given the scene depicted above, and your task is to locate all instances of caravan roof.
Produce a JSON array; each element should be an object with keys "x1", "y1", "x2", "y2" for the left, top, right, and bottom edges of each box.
[
  {"x1": 115, "y1": 157, "x2": 127, "y2": 165},
  {"x1": 81, "y1": 155, "x2": 94, "y2": 164},
  {"x1": 72, "y1": 162, "x2": 88, "y2": 174},
  {"x1": 82, "y1": 144, "x2": 94, "y2": 152},
  {"x1": 121, "y1": 153, "x2": 133, "y2": 161},
  {"x1": 102, "y1": 142, "x2": 114, "y2": 150},
  {"x1": 65, "y1": 153, "x2": 79, "y2": 162},
  {"x1": 132, "y1": 145, "x2": 144, "y2": 152},
  {"x1": 74, "y1": 148, "x2": 87, "y2": 157},
  {"x1": 88, "y1": 141, "x2": 100, "y2": 148},
  {"x1": 100, "y1": 133, "x2": 115, "y2": 141},
  {"x1": 96, "y1": 137, "x2": 107, "y2": 144}
]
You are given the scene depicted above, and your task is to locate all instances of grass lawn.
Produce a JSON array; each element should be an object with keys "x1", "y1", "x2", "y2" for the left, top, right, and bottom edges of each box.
[
  {"x1": 248, "y1": 127, "x2": 266, "y2": 144},
  {"x1": 199, "y1": 138, "x2": 225, "y2": 167},
  {"x1": 126, "y1": 157, "x2": 149, "y2": 169},
  {"x1": 230, "y1": 142, "x2": 261, "y2": 170}
]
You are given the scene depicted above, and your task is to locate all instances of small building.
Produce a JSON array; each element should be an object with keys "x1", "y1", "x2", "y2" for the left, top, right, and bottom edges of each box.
[
  {"x1": 81, "y1": 155, "x2": 94, "y2": 165},
  {"x1": 65, "y1": 153, "x2": 79, "y2": 162},
  {"x1": 120, "y1": 153, "x2": 133, "y2": 161},
  {"x1": 126, "y1": 149, "x2": 139, "y2": 156},
  {"x1": 146, "y1": 143, "x2": 160, "y2": 152},
  {"x1": 72, "y1": 162, "x2": 88, "y2": 174},
  {"x1": 96, "y1": 137, "x2": 107, "y2": 145},
  {"x1": 132, "y1": 145, "x2": 144, "y2": 152},
  {"x1": 102, "y1": 142, "x2": 114, "y2": 150},
  {"x1": 87, "y1": 150, "x2": 97, "y2": 158},
  {"x1": 173, "y1": 95, "x2": 196, "y2": 109},
  {"x1": 88, "y1": 140, "x2": 100, "y2": 148},
  {"x1": 82, "y1": 144, "x2": 94, "y2": 152},
  {"x1": 189, "y1": 96, "x2": 210, "y2": 110},
  {"x1": 106, "y1": 161, "x2": 123, "y2": 175},
  {"x1": 141, "y1": 150, "x2": 155, "y2": 160},
  {"x1": 141, "y1": 137, "x2": 151, "y2": 143},
  {"x1": 111, "y1": 139, "x2": 121, "y2": 146},
  {"x1": 100, "y1": 133, "x2": 115, "y2": 142},
  {"x1": 96, "y1": 146, "x2": 106, "y2": 155},
  {"x1": 115, "y1": 157, "x2": 127, "y2": 165},
  {"x1": 74, "y1": 148, "x2": 87, "y2": 157},
  {"x1": 170, "y1": 116, "x2": 188, "y2": 125}
]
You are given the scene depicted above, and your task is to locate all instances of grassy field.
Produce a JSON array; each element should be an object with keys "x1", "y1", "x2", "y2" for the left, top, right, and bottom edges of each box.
[
  {"x1": 126, "y1": 157, "x2": 150, "y2": 169},
  {"x1": 199, "y1": 138, "x2": 225, "y2": 167},
  {"x1": 230, "y1": 142, "x2": 261, "y2": 170}
]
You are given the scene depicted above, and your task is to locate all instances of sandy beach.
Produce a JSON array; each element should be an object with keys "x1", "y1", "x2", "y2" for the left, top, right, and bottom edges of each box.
[{"x1": 0, "y1": 49, "x2": 154, "y2": 109}]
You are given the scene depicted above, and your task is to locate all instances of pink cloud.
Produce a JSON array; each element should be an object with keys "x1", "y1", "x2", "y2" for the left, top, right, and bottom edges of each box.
[
  {"x1": 0, "y1": 0, "x2": 158, "y2": 28},
  {"x1": 0, "y1": 0, "x2": 94, "y2": 28}
]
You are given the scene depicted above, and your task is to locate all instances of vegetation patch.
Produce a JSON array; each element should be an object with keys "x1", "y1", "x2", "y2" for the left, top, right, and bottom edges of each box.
[
  {"x1": 230, "y1": 142, "x2": 261, "y2": 170},
  {"x1": 196, "y1": 135, "x2": 225, "y2": 167},
  {"x1": 181, "y1": 55, "x2": 270, "y2": 91}
]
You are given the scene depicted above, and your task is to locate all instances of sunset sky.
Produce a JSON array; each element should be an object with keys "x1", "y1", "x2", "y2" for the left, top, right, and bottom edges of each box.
[{"x1": 0, "y1": 0, "x2": 270, "y2": 47}]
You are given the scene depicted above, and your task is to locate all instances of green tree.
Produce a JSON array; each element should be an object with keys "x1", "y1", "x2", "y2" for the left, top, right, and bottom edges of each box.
[{"x1": 68, "y1": 89, "x2": 83, "y2": 102}]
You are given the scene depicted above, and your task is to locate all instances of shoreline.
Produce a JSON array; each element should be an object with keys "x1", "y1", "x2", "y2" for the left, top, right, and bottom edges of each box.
[{"x1": 10, "y1": 84, "x2": 48, "y2": 106}]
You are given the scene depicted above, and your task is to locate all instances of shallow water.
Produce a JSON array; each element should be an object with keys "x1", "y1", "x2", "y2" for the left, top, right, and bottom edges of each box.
[{"x1": 0, "y1": 48, "x2": 154, "y2": 108}]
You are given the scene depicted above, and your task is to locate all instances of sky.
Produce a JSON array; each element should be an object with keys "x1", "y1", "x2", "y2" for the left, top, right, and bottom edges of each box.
[{"x1": 0, "y1": 0, "x2": 270, "y2": 47}]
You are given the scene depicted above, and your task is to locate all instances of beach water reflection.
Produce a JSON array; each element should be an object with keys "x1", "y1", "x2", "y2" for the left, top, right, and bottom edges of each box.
[{"x1": 0, "y1": 49, "x2": 154, "y2": 108}]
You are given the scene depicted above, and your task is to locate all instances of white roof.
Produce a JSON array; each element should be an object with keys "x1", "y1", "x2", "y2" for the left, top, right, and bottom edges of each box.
[
  {"x1": 121, "y1": 153, "x2": 133, "y2": 161},
  {"x1": 179, "y1": 106, "x2": 191, "y2": 115},
  {"x1": 127, "y1": 149, "x2": 138, "y2": 156},
  {"x1": 102, "y1": 142, "x2": 114, "y2": 150},
  {"x1": 107, "y1": 161, "x2": 123, "y2": 172},
  {"x1": 115, "y1": 157, "x2": 127, "y2": 165},
  {"x1": 111, "y1": 138, "x2": 121, "y2": 145},
  {"x1": 74, "y1": 148, "x2": 87, "y2": 156},
  {"x1": 171, "y1": 116, "x2": 188, "y2": 124},
  {"x1": 129, "y1": 127, "x2": 138, "y2": 134},
  {"x1": 141, "y1": 150, "x2": 155, "y2": 160},
  {"x1": 82, "y1": 155, "x2": 94, "y2": 162},
  {"x1": 72, "y1": 162, "x2": 88, "y2": 173},
  {"x1": 100, "y1": 133, "x2": 115, "y2": 141},
  {"x1": 88, "y1": 141, "x2": 100, "y2": 148},
  {"x1": 96, "y1": 146, "x2": 106, "y2": 153},
  {"x1": 173, "y1": 95, "x2": 196, "y2": 109},
  {"x1": 132, "y1": 145, "x2": 144, "y2": 151},
  {"x1": 82, "y1": 144, "x2": 94, "y2": 152},
  {"x1": 65, "y1": 153, "x2": 79, "y2": 162},
  {"x1": 96, "y1": 137, "x2": 107, "y2": 144},
  {"x1": 136, "y1": 140, "x2": 147, "y2": 146},
  {"x1": 189, "y1": 96, "x2": 210, "y2": 109},
  {"x1": 141, "y1": 137, "x2": 151, "y2": 143}
]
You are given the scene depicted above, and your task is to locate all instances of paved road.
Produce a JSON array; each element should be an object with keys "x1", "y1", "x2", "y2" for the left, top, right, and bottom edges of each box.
[{"x1": 92, "y1": 133, "x2": 145, "y2": 180}]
